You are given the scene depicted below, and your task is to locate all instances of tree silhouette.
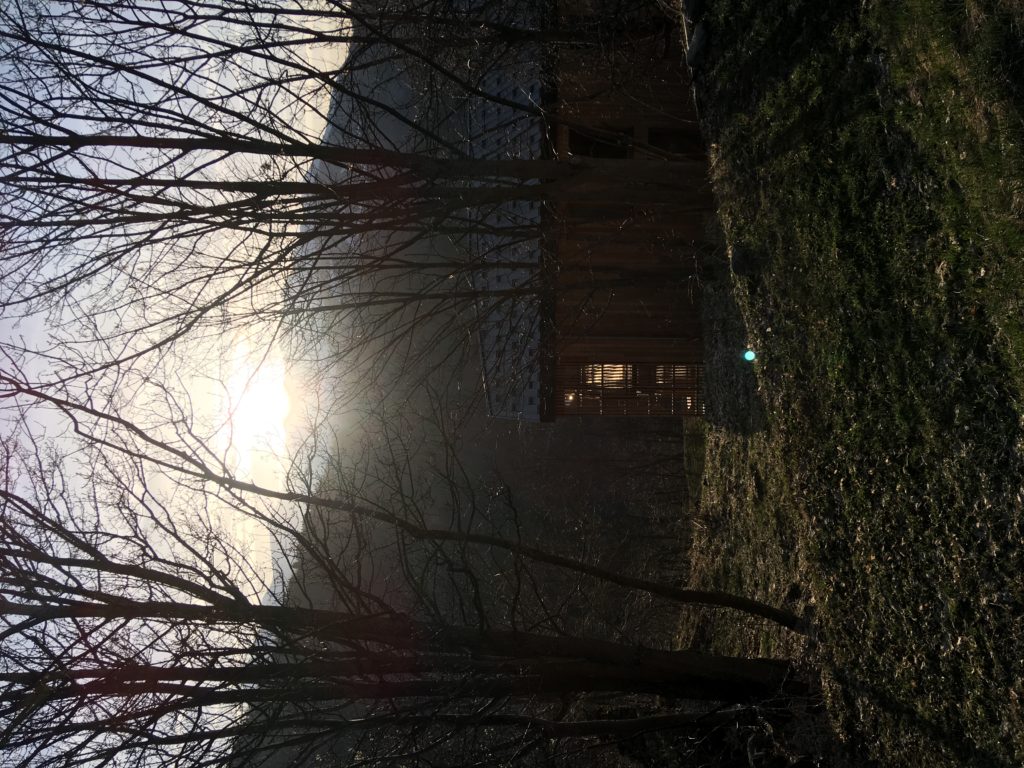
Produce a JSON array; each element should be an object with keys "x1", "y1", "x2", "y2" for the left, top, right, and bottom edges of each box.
[
  {"x1": 0, "y1": 369, "x2": 804, "y2": 767},
  {"x1": 0, "y1": 0, "x2": 706, "y2": 399},
  {"x1": 0, "y1": 4, "x2": 799, "y2": 766}
]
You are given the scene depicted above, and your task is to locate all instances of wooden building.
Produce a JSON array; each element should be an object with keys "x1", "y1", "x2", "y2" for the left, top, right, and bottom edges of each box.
[{"x1": 540, "y1": 2, "x2": 714, "y2": 419}]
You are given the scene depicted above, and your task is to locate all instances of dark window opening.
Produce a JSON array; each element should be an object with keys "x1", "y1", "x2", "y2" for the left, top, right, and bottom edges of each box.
[
  {"x1": 648, "y1": 127, "x2": 701, "y2": 156},
  {"x1": 568, "y1": 128, "x2": 631, "y2": 159}
]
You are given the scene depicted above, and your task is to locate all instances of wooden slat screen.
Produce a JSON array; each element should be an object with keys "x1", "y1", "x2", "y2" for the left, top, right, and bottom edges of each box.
[{"x1": 556, "y1": 362, "x2": 703, "y2": 417}]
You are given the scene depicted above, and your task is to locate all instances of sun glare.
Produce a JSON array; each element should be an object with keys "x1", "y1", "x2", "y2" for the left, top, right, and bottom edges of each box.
[{"x1": 223, "y1": 345, "x2": 291, "y2": 485}]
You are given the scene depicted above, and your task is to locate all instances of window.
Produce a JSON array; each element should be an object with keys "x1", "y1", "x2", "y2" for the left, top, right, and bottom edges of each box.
[
  {"x1": 655, "y1": 364, "x2": 697, "y2": 386},
  {"x1": 568, "y1": 128, "x2": 631, "y2": 159},
  {"x1": 583, "y1": 363, "x2": 632, "y2": 388},
  {"x1": 648, "y1": 128, "x2": 699, "y2": 156}
]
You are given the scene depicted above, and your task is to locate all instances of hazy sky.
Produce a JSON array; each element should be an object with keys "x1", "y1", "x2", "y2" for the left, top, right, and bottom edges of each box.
[{"x1": 0, "y1": 4, "x2": 349, "y2": 598}]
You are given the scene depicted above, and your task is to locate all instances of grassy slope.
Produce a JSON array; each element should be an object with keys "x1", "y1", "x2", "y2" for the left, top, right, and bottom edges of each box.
[{"x1": 686, "y1": 2, "x2": 1024, "y2": 766}]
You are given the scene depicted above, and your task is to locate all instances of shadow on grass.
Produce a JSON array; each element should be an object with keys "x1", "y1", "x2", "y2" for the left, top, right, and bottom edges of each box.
[
  {"x1": 831, "y1": 667, "x2": 1017, "y2": 768},
  {"x1": 700, "y1": 245, "x2": 768, "y2": 435}
]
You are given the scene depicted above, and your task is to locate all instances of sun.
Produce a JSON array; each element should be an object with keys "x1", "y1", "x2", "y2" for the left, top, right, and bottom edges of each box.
[{"x1": 223, "y1": 344, "x2": 291, "y2": 485}]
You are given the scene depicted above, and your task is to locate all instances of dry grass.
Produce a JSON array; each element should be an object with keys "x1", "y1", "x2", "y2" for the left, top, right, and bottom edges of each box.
[{"x1": 681, "y1": 2, "x2": 1024, "y2": 765}]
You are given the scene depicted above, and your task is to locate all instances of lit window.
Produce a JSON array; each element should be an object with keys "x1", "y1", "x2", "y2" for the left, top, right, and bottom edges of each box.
[
  {"x1": 655, "y1": 364, "x2": 695, "y2": 386},
  {"x1": 583, "y1": 364, "x2": 631, "y2": 388}
]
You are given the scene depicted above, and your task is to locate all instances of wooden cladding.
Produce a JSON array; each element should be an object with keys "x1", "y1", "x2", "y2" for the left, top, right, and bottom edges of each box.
[
  {"x1": 535, "y1": 2, "x2": 711, "y2": 420},
  {"x1": 556, "y1": 362, "x2": 703, "y2": 417}
]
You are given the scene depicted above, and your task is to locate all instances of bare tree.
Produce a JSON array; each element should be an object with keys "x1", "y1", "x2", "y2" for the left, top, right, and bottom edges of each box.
[
  {"x1": 0, "y1": 371, "x2": 804, "y2": 768},
  {"x1": 0, "y1": 6, "x2": 788, "y2": 766},
  {"x1": 0, "y1": 0, "x2": 704, "y2": 393}
]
